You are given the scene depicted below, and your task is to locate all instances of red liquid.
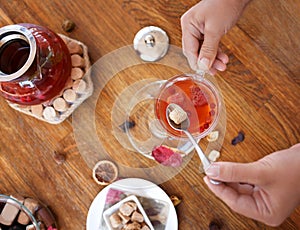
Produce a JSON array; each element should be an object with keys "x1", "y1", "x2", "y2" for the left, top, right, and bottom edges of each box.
[
  {"x1": 155, "y1": 75, "x2": 218, "y2": 137},
  {"x1": 0, "y1": 39, "x2": 30, "y2": 74},
  {"x1": 0, "y1": 24, "x2": 71, "y2": 105}
]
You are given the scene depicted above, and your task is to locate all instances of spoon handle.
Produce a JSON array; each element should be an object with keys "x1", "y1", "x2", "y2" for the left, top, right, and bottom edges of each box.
[
  {"x1": 184, "y1": 131, "x2": 211, "y2": 168},
  {"x1": 184, "y1": 130, "x2": 222, "y2": 185}
]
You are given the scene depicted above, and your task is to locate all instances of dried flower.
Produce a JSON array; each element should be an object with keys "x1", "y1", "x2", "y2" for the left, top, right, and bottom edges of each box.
[
  {"x1": 152, "y1": 145, "x2": 183, "y2": 167},
  {"x1": 119, "y1": 119, "x2": 135, "y2": 132},
  {"x1": 231, "y1": 131, "x2": 245, "y2": 145},
  {"x1": 105, "y1": 188, "x2": 124, "y2": 205}
]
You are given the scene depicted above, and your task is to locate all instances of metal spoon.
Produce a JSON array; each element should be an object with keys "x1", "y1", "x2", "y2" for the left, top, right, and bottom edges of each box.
[{"x1": 166, "y1": 103, "x2": 221, "y2": 185}]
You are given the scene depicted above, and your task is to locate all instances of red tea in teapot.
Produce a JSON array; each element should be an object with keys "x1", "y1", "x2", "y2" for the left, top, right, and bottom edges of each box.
[{"x1": 0, "y1": 23, "x2": 71, "y2": 105}]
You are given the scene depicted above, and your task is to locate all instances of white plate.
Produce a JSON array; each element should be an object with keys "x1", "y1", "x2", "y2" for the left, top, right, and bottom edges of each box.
[{"x1": 86, "y1": 178, "x2": 178, "y2": 230}]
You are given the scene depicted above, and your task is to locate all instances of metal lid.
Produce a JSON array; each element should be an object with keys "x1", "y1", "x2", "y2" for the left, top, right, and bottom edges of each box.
[
  {"x1": 133, "y1": 26, "x2": 169, "y2": 62},
  {"x1": 0, "y1": 24, "x2": 36, "y2": 82}
]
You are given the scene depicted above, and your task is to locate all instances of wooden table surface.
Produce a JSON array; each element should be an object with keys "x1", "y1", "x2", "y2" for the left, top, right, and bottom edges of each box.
[{"x1": 1, "y1": 0, "x2": 300, "y2": 229}]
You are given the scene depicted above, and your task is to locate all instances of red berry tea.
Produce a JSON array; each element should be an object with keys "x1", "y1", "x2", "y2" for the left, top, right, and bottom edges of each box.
[{"x1": 155, "y1": 74, "x2": 220, "y2": 138}]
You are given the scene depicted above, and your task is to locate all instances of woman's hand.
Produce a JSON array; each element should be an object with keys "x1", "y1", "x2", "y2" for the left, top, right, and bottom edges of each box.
[
  {"x1": 204, "y1": 144, "x2": 300, "y2": 226},
  {"x1": 181, "y1": 0, "x2": 250, "y2": 74}
]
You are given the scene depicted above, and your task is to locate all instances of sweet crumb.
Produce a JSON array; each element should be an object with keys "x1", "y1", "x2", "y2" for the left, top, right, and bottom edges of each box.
[
  {"x1": 170, "y1": 195, "x2": 182, "y2": 206},
  {"x1": 53, "y1": 151, "x2": 66, "y2": 164},
  {"x1": 62, "y1": 19, "x2": 76, "y2": 32}
]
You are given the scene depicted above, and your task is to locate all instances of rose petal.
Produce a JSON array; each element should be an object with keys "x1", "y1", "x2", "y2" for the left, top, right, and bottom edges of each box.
[
  {"x1": 105, "y1": 188, "x2": 124, "y2": 205},
  {"x1": 161, "y1": 152, "x2": 183, "y2": 167},
  {"x1": 152, "y1": 145, "x2": 174, "y2": 163}
]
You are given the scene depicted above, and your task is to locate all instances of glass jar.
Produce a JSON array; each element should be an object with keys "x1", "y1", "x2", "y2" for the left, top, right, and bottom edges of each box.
[
  {"x1": 0, "y1": 194, "x2": 40, "y2": 229},
  {"x1": 0, "y1": 194, "x2": 58, "y2": 230},
  {"x1": 0, "y1": 23, "x2": 72, "y2": 105}
]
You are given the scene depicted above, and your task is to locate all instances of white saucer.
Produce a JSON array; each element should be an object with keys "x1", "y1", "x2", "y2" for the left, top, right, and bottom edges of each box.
[{"x1": 86, "y1": 178, "x2": 178, "y2": 230}]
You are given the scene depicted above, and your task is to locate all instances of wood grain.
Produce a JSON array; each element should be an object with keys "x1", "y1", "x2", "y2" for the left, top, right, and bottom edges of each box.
[{"x1": 0, "y1": 0, "x2": 299, "y2": 229}]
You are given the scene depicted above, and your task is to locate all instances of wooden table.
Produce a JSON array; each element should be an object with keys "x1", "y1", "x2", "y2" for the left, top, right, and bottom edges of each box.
[{"x1": 1, "y1": 0, "x2": 300, "y2": 229}]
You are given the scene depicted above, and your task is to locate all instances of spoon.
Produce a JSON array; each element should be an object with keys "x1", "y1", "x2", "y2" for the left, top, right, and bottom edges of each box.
[{"x1": 166, "y1": 103, "x2": 221, "y2": 185}]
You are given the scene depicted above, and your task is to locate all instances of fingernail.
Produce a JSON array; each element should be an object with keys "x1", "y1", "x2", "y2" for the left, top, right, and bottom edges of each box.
[
  {"x1": 198, "y1": 58, "x2": 210, "y2": 71},
  {"x1": 203, "y1": 176, "x2": 209, "y2": 185},
  {"x1": 186, "y1": 55, "x2": 197, "y2": 71},
  {"x1": 208, "y1": 69, "x2": 215, "y2": 76},
  {"x1": 188, "y1": 59, "x2": 197, "y2": 71},
  {"x1": 205, "y1": 164, "x2": 220, "y2": 177}
]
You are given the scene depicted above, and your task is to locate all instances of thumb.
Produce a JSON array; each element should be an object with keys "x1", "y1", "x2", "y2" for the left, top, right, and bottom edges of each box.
[
  {"x1": 198, "y1": 30, "x2": 221, "y2": 70},
  {"x1": 205, "y1": 162, "x2": 264, "y2": 185}
]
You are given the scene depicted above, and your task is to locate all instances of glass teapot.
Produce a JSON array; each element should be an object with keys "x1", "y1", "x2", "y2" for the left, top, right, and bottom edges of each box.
[{"x1": 0, "y1": 23, "x2": 71, "y2": 105}]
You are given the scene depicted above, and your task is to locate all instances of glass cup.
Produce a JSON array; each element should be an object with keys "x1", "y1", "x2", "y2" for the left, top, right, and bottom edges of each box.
[
  {"x1": 155, "y1": 73, "x2": 221, "y2": 139},
  {"x1": 112, "y1": 73, "x2": 222, "y2": 157}
]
